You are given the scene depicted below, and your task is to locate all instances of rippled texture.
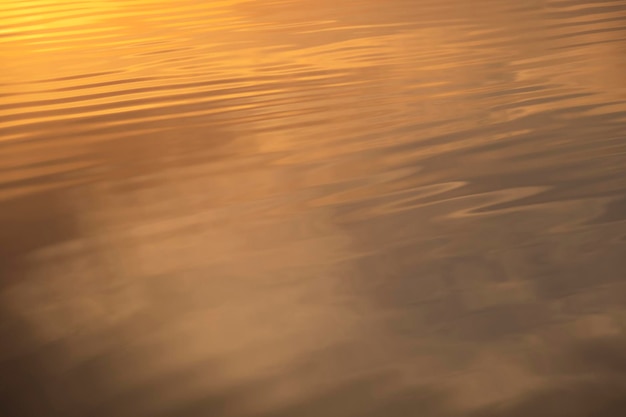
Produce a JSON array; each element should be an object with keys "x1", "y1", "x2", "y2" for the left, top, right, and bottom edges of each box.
[{"x1": 1, "y1": 1, "x2": 626, "y2": 416}]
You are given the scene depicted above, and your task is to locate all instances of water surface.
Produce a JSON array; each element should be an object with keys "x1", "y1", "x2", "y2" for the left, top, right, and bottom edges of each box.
[{"x1": 2, "y1": 1, "x2": 626, "y2": 416}]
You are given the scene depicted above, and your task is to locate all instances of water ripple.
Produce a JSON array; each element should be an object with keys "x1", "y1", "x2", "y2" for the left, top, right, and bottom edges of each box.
[{"x1": 1, "y1": 1, "x2": 626, "y2": 416}]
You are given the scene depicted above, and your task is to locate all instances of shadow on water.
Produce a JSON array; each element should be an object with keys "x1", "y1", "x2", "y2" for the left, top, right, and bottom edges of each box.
[
  {"x1": 0, "y1": 191, "x2": 81, "y2": 416},
  {"x1": 3, "y1": 346, "x2": 626, "y2": 417},
  {"x1": 0, "y1": 191, "x2": 79, "y2": 281},
  {"x1": 6, "y1": 338, "x2": 626, "y2": 417}
]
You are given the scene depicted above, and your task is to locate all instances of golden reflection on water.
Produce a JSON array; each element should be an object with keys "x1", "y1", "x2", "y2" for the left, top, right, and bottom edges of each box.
[{"x1": 1, "y1": 1, "x2": 626, "y2": 416}]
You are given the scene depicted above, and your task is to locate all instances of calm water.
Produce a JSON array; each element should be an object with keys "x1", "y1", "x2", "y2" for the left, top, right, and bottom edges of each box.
[{"x1": 1, "y1": 1, "x2": 626, "y2": 416}]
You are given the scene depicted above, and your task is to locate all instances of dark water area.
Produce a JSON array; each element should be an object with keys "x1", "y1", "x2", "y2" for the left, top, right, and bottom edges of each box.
[{"x1": 1, "y1": 1, "x2": 626, "y2": 416}]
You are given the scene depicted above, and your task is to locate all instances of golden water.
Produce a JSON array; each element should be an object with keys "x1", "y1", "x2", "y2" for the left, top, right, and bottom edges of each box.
[{"x1": 1, "y1": 1, "x2": 626, "y2": 416}]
